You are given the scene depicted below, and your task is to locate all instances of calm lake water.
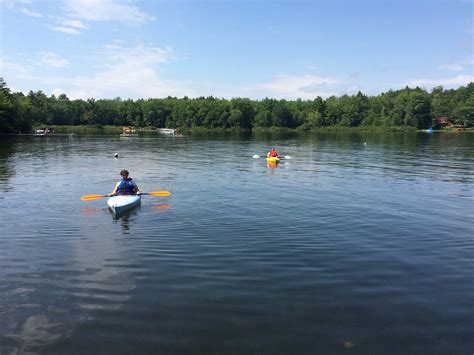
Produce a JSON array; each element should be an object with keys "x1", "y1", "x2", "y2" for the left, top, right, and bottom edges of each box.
[{"x1": 0, "y1": 131, "x2": 472, "y2": 354}]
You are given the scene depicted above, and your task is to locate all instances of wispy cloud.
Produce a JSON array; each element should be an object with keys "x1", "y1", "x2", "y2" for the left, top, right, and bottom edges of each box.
[
  {"x1": 438, "y1": 63, "x2": 465, "y2": 71},
  {"x1": 0, "y1": 0, "x2": 15, "y2": 9},
  {"x1": 409, "y1": 74, "x2": 474, "y2": 88},
  {"x1": 59, "y1": 19, "x2": 87, "y2": 29},
  {"x1": 53, "y1": 26, "x2": 81, "y2": 34},
  {"x1": 1, "y1": 1, "x2": 37, "y2": 11},
  {"x1": 438, "y1": 59, "x2": 474, "y2": 71},
  {"x1": 44, "y1": 43, "x2": 191, "y2": 99},
  {"x1": 247, "y1": 74, "x2": 342, "y2": 99},
  {"x1": 2, "y1": 43, "x2": 197, "y2": 99},
  {"x1": 64, "y1": 0, "x2": 154, "y2": 24},
  {"x1": 40, "y1": 52, "x2": 69, "y2": 68},
  {"x1": 103, "y1": 43, "x2": 172, "y2": 66},
  {"x1": 51, "y1": 0, "x2": 153, "y2": 35},
  {"x1": 0, "y1": 57, "x2": 35, "y2": 80},
  {"x1": 20, "y1": 7, "x2": 42, "y2": 17},
  {"x1": 52, "y1": 18, "x2": 87, "y2": 34}
]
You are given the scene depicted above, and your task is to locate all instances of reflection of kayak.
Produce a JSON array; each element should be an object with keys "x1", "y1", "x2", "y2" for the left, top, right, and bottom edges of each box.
[
  {"x1": 107, "y1": 195, "x2": 141, "y2": 215},
  {"x1": 266, "y1": 157, "x2": 280, "y2": 164}
]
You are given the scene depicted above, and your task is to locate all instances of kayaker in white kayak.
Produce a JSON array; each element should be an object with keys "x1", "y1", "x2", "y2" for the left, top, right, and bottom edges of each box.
[
  {"x1": 107, "y1": 169, "x2": 141, "y2": 196},
  {"x1": 267, "y1": 147, "x2": 280, "y2": 158}
]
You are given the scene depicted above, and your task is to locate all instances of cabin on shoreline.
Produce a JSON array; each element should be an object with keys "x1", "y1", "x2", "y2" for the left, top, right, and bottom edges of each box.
[
  {"x1": 436, "y1": 117, "x2": 467, "y2": 130},
  {"x1": 436, "y1": 117, "x2": 452, "y2": 127}
]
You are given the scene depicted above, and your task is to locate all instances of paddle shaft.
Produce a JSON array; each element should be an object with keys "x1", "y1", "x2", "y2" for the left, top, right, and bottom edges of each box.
[{"x1": 81, "y1": 191, "x2": 171, "y2": 201}]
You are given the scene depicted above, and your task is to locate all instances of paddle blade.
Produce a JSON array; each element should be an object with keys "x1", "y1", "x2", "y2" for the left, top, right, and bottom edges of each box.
[
  {"x1": 80, "y1": 194, "x2": 106, "y2": 201},
  {"x1": 284, "y1": 155, "x2": 292, "y2": 160},
  {"x1": 146, "y1": 191, "x2": 171, "y2": 197},
  {"x1": 253, "y1": 154, "x2": 261, "y2": 159}
]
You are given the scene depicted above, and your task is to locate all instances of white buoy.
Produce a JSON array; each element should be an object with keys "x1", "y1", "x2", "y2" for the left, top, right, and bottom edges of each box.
[
  {"x1": 114, "y1": 153, "x2": 118, "y2": 158},
  {"x1": 364, "y1": 142, "x2": 367, "y2": 146}
]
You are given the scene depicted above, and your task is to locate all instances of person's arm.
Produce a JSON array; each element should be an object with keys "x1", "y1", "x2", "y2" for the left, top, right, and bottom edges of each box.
[
  {"x1": 133, "y1": 182, "x2": 141, "y2": 195},
  {"x1": 108, "y1": 182, "x2": 120, "y2": 196}
]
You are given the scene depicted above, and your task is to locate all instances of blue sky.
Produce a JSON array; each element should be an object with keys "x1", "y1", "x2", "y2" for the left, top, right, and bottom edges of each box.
[{"x1": 1, "y1": 0, "x2": 472, "y2": 100}]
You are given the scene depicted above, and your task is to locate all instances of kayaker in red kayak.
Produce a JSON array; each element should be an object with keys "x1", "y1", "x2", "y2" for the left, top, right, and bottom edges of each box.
[
  {"x1": 108, "y1": 170, "x2": 141, "y2": 196},
  {"x1": 267, "y1": 148, "x2": 280, "y2": 158}
]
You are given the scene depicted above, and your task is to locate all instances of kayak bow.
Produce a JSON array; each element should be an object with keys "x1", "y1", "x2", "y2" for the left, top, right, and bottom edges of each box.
[
  {"x1": 107, "y1": 195, "x2": 141, "y2": 215},
  {"x1": 266, "y1": 157, "x2": 280, "y2": 164}
]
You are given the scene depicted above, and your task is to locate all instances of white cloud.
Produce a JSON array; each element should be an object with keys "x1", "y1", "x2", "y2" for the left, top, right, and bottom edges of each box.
[
  {"x1": 40, "y1": 52, "x2": 69, "y2": 68},
  {"x1": 20, "y1": 7, "x2": 42, "y2": 17},
  {"x1": 59, "y1": 19, "x2": 87, "y2": 29},
  {"x1": 51, "y1": 18, "x2": 88, "y2": 35},
  {"x1": 0, "y1": 0, "x2": 15, "y2": 9},
  {"x1": 1, "y1": 1, "x2": 35, "y2": 10},
  {"x1": 409, "y1": 74, "x2": 474, "y2": 88},
  {"x1": 103, "y1": 43, "x2": 172, "y2": 66},
  {"x1": 43, "y1": 43, "x2": 191, "y2": 99},
  {"x1": 2, "y1": 43, "x2": 197, "y2": 99},
  {"x1": 52, "y1": 88, "x2": 65, "y2": 97},
  {"x1": 50, "y1": 1, "x2": 152, "y2": 35},
  {"x1": 439, "y1": 58, "x2": 474, "y2": 72},
  {"x1": 64, "y1": 0, "x2": 154, "y2": 24},
  {"x1": 53, "y1": 26, "x2": 81, "y2": 34},
  {"x1": 0, "y1": 57, "x2": 34, "y2": 80},
  {"x1": 248, "y1": 74, "x2": 342, "y2": 99},
  {"x1": 52, "y1": 19, "x2": 87, "y2": 34},
  {"x1": 439, "y1": 63, "x2": 465, "y2": 71}
]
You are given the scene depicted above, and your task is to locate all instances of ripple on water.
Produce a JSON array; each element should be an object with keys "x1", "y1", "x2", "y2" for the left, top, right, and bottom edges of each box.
[{"x1": 0, "y1": 133, "x2": 472, "y2": 354}]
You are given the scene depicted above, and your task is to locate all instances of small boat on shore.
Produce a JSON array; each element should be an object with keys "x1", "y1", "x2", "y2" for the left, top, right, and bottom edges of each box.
[
  {"x1": 121, "y1": 126, "x2": 137, "y2": 137},
  {"x1": 158, "y1": 128, "x2": 176, "y2": 135},
  {"x1": 33, "y1": 128, "x2": 54, "y2": 137}
]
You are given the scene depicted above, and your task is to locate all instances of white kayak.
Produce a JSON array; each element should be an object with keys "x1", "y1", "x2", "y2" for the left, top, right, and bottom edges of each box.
[{"x1": 107, "y1": 195, "x2": 141, "y2": 215}]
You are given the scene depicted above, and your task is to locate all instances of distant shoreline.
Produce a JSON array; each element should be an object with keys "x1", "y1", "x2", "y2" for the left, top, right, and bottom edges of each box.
[{"x1": 2, "y1": 125, "x2": 473, "y2": 136}]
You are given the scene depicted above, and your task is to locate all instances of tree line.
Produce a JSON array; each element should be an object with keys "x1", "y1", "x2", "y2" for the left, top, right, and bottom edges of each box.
[{"x1": 0, "y1": 77, "x2": 472, "y2": 133}]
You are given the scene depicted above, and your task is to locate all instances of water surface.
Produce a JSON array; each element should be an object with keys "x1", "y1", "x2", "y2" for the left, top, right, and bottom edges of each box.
[{"x1": 0, "y1": 131, "x2": 472, "y2": 354}]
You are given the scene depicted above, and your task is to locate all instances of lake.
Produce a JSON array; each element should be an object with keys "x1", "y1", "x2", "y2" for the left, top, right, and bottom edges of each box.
[{"x1": 0, "y1": 131, "x2": 472, "y2": 354}]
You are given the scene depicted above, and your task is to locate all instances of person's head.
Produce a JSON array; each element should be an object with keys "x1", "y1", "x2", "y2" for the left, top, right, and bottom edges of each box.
[{"x1": 120, "y1": 169, "x2": 129, "y2": 178}]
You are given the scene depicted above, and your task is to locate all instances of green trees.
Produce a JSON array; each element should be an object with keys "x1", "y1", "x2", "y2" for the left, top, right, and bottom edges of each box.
[
  {"x1": 405, "y1": 90, "x2": 431, "y2": 128},
  {"x1": 0, "y1": 77, "x2": 472, "y2": 133},
  {"x1": 429, "y1": 84, "x2": 474, "y2": 127},
  {"x1": 230, "y1": 98, "x2": 254, "y2": 129},
  {"x1": 324, "y1": 96, "x2": 342, "y2": 126},
  {"x1": 0, "y1": 78, "x2": 14, "y2": 132},
  {"x1": 452, "y1": 94, "x2": 474, "y2": 126},
  {"x1": 0, "y1": 78, "x2": 32, "y2": 133},
  {"x1": 337, "y1": 93, "x2": 368, "y2": 127},
  {"x1": 271, "y1": 101, "x2": 293, "y2": 127},
  {"x1": 451, "y1": 83, "x2": 474, "y2": 126}
]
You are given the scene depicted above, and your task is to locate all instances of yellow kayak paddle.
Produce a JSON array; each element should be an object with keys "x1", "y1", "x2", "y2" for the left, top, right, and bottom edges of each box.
[{"x1": 80, "y1": 191, "x2": 171, "y2": 201}]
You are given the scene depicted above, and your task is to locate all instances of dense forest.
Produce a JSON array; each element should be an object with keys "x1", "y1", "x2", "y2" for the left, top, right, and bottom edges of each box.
[{"x1": 0, "y1": 77, "x2": 473, "y2": 133}]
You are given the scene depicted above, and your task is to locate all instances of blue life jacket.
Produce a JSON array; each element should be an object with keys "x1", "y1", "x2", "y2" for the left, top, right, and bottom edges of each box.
[{"x1": 117, "y1": 178, "x2": 135, "y2": 195}]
